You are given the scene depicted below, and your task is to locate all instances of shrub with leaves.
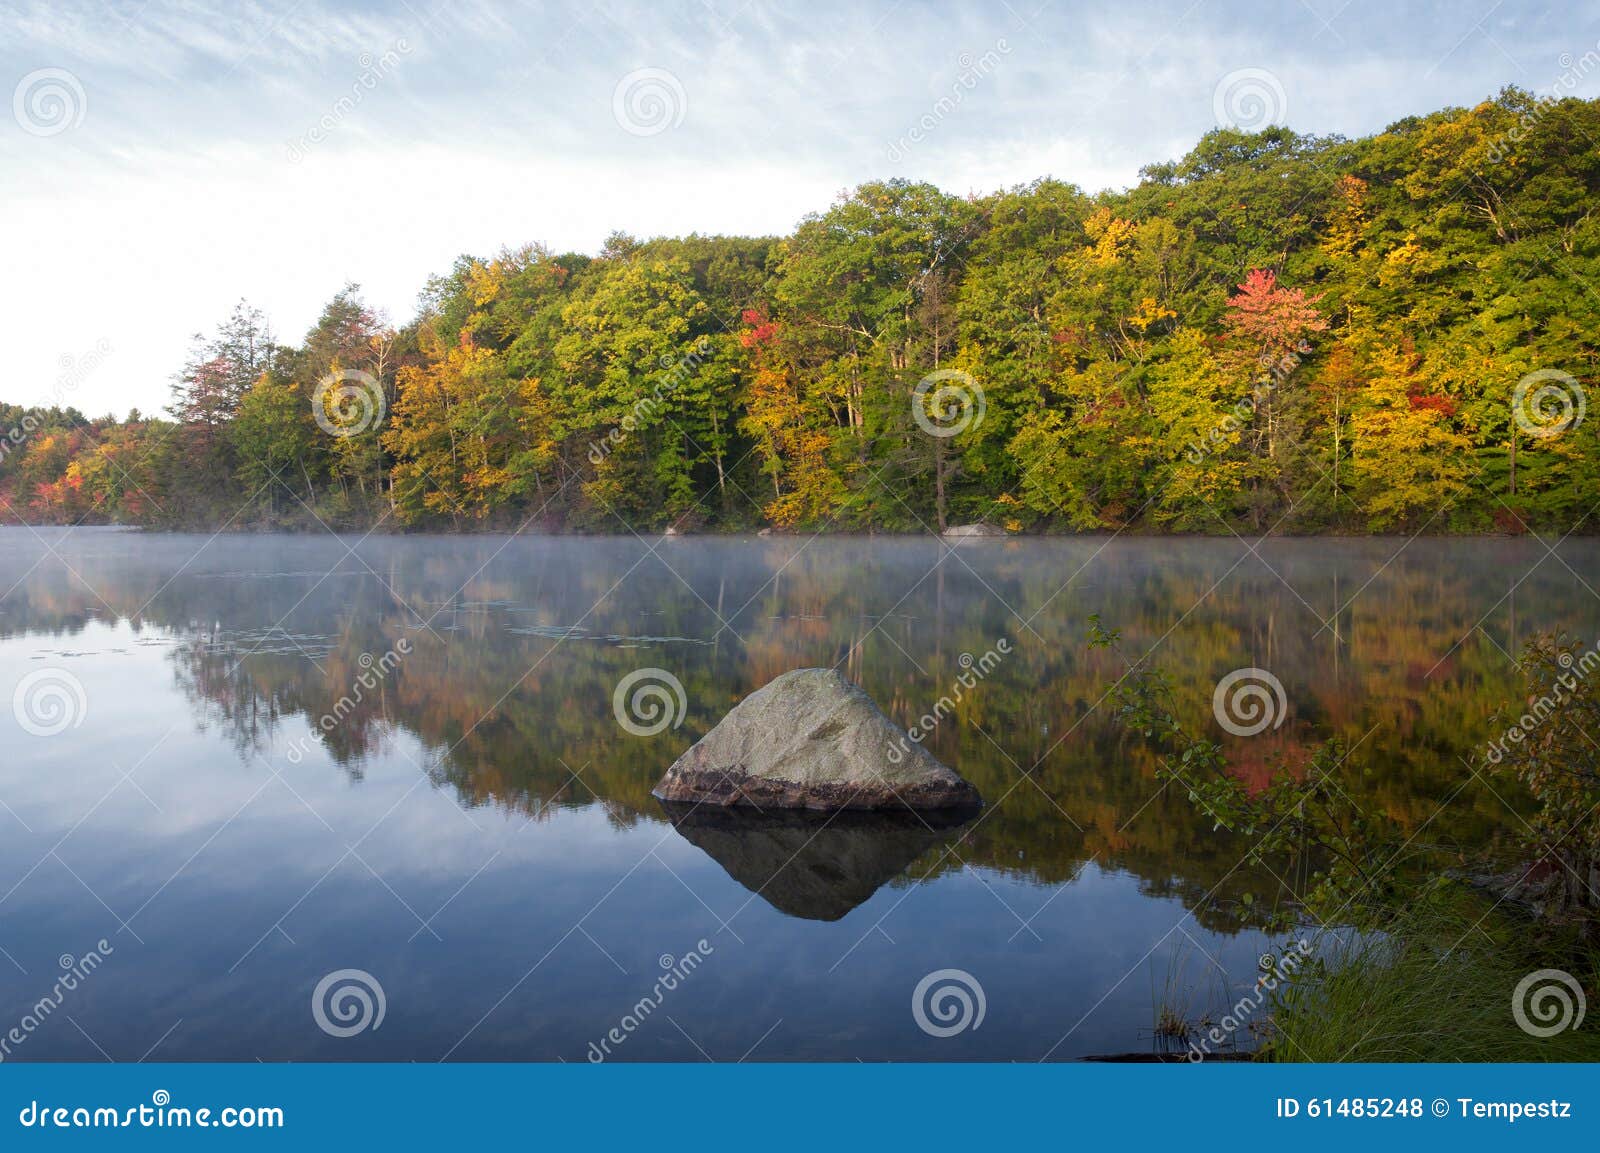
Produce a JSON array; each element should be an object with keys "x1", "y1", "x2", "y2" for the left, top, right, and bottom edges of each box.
[
  {"x1": 1087, "y1": 615, "x2": 1416, "y2": 928},
  {"x1": 1490, "y1": 633, "x2": 1600, "y2": 926}
]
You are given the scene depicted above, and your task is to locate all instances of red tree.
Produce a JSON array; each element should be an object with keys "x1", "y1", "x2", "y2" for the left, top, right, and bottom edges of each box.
[{"x1": 1223, "y1": 269, "x2": 1328, "y2": 380}]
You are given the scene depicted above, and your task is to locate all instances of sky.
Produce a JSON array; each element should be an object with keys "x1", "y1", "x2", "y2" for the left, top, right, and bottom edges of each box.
[{"x1": 4, "y1": 0, "x2": 1600, "y2": 418}]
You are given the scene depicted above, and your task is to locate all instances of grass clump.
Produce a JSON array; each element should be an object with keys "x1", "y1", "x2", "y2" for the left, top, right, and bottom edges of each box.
[{"x1": 1262, "y1": 891, "x2": 1600, "y2": 1062}]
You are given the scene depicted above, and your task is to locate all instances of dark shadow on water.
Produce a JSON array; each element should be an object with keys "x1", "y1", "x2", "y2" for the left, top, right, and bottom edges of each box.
[{"x1": 659, "y1": 801, "x2": 978, "y2": 921}]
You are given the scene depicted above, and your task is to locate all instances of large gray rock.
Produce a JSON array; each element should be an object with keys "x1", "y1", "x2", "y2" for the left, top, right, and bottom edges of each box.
[
  {"x1": 941, "y1": 523, "x2": 1006, "y2": 538},
  {"x1": 652, "y1": 667, "x2": 982, "y2": 811}
]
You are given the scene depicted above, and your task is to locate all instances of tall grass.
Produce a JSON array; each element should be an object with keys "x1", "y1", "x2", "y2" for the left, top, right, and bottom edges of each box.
[{"x1": 1263, "y1": 890, "x2": 1600, "y2": 1062}]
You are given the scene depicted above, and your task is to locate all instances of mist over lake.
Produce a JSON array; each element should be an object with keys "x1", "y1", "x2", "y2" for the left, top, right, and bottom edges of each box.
[{"x1": 2, "y1": 527, "x2": 1592, "y2": 1060}]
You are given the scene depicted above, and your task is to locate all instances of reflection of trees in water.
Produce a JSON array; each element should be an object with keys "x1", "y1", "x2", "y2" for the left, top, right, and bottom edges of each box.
[
  {"x1": 173, "y1": 631, "x2": 404, "y2": 778},
  {"x1": 3, "y1": 534, "x2": 1593, "y2": 931},
  {"x1": 174, "y1": 631, "x2": 296, "y2": 764}
]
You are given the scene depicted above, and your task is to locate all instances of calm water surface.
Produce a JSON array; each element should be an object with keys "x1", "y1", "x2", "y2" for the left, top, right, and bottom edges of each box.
[{"x1": 1, "y1": 528, "x2": 1594, "y2": 1060}]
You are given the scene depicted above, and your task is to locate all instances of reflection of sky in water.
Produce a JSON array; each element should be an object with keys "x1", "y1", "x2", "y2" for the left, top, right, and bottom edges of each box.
[{"x1": 1, "y1": 528, "x2": 1595, "y2": 1060}]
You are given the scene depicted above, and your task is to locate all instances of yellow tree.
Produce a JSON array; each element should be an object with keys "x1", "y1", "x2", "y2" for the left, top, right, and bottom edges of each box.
[
  {"x1": 1349, "y1": 345, "x2": 1474, "y2": 528},
  {"x1": 736, "y1": 309, "x2": 846, "y2": 527},
  {"x1": 383, "y1": 330, "x2": 498, "y2": 523}
]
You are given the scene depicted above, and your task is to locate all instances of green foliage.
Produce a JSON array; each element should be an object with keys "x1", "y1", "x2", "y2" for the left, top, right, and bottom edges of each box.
[
  {"x1": 1492, "y1": 634, "x2": 1600, "y2": 921},
  {"x1": 5, "y1": 89, "x2": 1599, "y2": 533},
  {"x1": 231, "y1": 373, "x2": 316, "y2": 517}
]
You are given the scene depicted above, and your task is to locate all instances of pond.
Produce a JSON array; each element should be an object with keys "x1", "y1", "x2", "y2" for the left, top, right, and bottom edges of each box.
[{"x1": 0, "y1": 527, "x2": 1593, "y2": 1061}]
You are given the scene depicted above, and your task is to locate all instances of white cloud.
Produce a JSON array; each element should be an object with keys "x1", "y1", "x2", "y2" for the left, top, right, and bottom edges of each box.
[{"x1": 3, "y1": 0, "x2": 1596, "y2": 415}]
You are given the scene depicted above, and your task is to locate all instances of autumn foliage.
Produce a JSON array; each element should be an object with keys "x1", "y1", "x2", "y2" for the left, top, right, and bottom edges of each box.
[{"x1": 4, "y1": 88, "x2": 1598, "y2": 534}]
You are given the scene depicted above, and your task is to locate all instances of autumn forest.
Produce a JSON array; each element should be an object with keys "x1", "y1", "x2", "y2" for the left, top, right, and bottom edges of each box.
[{"x1": 4, "y1": 86, "x2": 1598, "y2": 536}]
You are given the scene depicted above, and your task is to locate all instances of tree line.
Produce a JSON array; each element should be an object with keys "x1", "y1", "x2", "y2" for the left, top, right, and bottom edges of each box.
[{"x1": 3, "y1": 87, "x2": 1597, "y2": 535}]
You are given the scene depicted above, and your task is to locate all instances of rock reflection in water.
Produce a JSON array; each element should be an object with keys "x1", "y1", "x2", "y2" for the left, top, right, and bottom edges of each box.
[{"x1": 659, "y1": 801, "x2": 975, "y2": 921}]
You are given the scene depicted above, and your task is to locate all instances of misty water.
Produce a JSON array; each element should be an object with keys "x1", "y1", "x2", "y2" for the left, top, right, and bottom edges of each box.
[{"x1": 1, "y1": 527, "x2": 1595, "y2": 1060}]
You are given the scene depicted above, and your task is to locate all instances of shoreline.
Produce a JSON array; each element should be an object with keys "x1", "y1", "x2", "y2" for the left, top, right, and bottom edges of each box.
[{"x1": 1, "y1": 522, "x2": 1593, "y2": 542}]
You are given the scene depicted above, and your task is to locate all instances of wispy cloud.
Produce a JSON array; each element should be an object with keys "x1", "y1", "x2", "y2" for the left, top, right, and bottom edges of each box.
[{"x1": 2, "y1": 0, "x2": 1596, "y2": 415}]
